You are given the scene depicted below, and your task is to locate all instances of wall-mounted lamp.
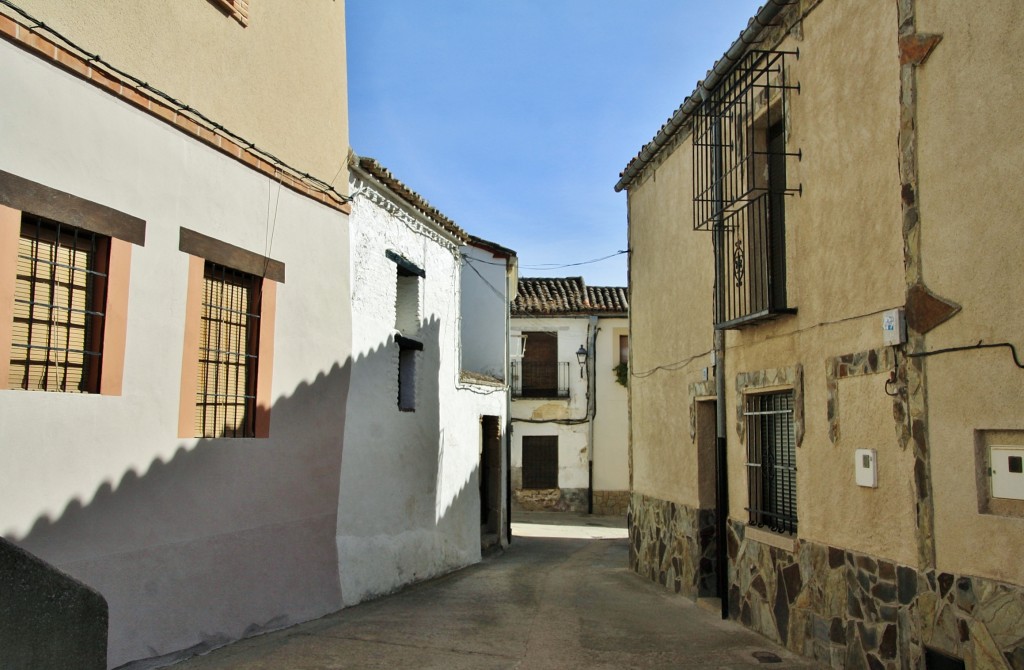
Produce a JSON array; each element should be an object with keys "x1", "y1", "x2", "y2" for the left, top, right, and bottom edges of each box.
[{"x1": 576, "y1": 345, "x2": 588, "y2": 378}]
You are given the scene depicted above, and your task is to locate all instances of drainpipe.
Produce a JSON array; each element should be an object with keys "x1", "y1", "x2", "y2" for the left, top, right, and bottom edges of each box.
[
  {"x1": 711, "y1": 88, "x2": 730, "y2": 621},
  {"x1": 586, "y1": 316, "x2": 599, "y2": 514},
  {"x1": 714, "y1": 329, "x2": 729, "y2": 620}
]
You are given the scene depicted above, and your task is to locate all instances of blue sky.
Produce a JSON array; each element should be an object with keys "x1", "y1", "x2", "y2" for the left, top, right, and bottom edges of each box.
[{"x1": 346, "y1": 1, "x2": 764, "y2": 287}]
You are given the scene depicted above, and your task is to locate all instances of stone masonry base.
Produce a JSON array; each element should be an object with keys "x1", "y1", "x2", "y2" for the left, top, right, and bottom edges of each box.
[
  {"x1": 513, "y1": 487, "x2": 587, "y2": 512},
  {"x1": 630, "y1": 492, "x2": 1024, "y2": 669},
  {"x1": 593, "y1": 490, "x2": 630, "y2": 516},
  {"x1": 627, "y1": 492, "x2": 717, "y2": 598}
]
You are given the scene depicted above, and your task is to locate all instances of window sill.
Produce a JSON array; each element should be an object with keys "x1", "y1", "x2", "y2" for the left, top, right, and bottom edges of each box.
[
  {"x1": 716, "y1": 307, "x2": 797, "y2": 331},
  {"x1": 744, "y1": 525, "x2": 798, "y2": 553}
]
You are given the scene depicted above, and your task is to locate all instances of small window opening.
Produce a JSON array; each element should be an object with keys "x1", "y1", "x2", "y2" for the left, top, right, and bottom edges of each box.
[
  {"x1": 397, "y1": 335, "x2": 422, "y2": 411},
  {"x1": 387, "y1": 250, "x2": 423, "y2": 335},
  {"x1": 522, "y1": 435, "x2": 558, "y2": 489}
]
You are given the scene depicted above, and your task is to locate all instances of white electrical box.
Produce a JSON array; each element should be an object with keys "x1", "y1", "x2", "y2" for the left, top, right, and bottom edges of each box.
[
  {"x1": 855, "y1": 449, "x2": 878, "y2": 488},
  {"x1": 990, "y1": 446, "x2": 1024, "y2": 500},
  {"x1": 881, "y1": 308, "x2": 906, "y2": 346}
]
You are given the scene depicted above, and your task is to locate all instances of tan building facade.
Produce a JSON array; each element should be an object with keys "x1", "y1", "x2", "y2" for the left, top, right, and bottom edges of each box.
[{"x1": 618, "y1": 1, "x2": 1024, "y2": 668}]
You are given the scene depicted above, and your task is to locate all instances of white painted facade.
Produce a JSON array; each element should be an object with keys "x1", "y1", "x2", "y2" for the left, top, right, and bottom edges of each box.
[
  {"x1": 0, "y1": 36, "x2": 352, "y2": 668},
  {"x1": 460, "y1": 242, "x2": 515, "y2": 381},
  {"x1": 510, "y1": 313, "x2": 630, "y2": 513},
  {"x1": 340, "y1": 164, "x2": 510, "y2": 606}
]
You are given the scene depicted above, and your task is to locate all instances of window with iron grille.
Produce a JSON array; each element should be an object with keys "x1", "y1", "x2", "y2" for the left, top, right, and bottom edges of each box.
[
  {"x1": 195, "y1": 262, "x2": 261, "y2": 438},
  {"x1": 692, "y1": 49, "x2": 800, "y2": 329},
  {"x1": 9, "y1": 214, "x2": 109, "y2": 392},
  {"x1": 745, "y1": 391, "x2": 797, "y2": 535},
  {"x1": 522, "y1": 435, "x2": 558, "y2": 489}
]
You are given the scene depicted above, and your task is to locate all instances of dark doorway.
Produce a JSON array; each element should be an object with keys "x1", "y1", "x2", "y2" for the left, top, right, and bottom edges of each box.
[{"x1": 480, "y1": 416, "x2": 502, "y2": 539}]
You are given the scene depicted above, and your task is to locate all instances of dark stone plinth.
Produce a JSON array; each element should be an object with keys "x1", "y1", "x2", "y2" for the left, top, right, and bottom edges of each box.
[{"x1": 1, "y1": 537, "x2": 107, "y2": 669}]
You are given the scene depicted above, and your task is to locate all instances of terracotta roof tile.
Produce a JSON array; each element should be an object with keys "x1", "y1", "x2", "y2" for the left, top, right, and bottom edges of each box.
[
  {"x1": 353, "y1": 155, "x2": 469, "y2": 243},
  {"x1": 512, "y1": 277, "x2": 628, "y2": 316}
]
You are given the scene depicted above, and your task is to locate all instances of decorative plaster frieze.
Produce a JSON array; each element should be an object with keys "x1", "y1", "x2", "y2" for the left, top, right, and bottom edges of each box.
[{"x1": 351, "y1": 178, "x2": 460, "y2": 258}]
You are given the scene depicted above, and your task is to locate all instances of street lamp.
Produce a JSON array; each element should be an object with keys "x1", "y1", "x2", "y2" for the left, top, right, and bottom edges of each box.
[{"x1": 576, "y1": 345, "x2": 588, "y2": 378}]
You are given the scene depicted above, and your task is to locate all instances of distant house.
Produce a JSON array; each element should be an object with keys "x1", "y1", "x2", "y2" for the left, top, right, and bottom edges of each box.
[
  {"x1": 510, "y1": 277, "x2": 629, "y2": 516},
  {"x1": 343, "y1": 156, "x2": 515, "y2": 604},
  {"x1": 617, "y1": 0, "x2": 1024, "y2": 667}
]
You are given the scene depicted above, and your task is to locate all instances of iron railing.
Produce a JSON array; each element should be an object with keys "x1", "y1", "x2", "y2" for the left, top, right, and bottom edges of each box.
[
  {"x1": 691, "y1": 48, "x2": 800, "y2": 328},
  {"x1": 510, "y1": 361, "x2": 570, "y2": 399},
  {"x1": 744, "y1": 391, "x2": 797, "y2": 535}
]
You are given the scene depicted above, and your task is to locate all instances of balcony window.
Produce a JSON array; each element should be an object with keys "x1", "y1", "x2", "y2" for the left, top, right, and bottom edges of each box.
[
  {"x1": 692, "y1": 49, "x2": 800, "y2": 328},
  {"x1": 511, "y1": 331, "x2": 569, "y2": 398}
]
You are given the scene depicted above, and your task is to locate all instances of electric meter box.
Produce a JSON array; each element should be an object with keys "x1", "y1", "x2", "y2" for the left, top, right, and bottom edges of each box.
[
  {"x1": 990, "y1": 446, "x2": 1024, "y2": 500},
  {"x1": 855, "y1": 449, "x2": 878, "y2": 488},
  {"x1": 881, "y1": 308, "x2": 906, "y2": 346}
]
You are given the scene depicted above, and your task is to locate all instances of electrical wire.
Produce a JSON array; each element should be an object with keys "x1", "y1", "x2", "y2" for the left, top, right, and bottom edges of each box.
[
  {"x1": 466, "y1": 250, "x2": 629, "y2": 270},
  {"x1": 906, "y1": 340, "x2": 1024, "y2": 368},
  {"x1": 630, "y1": 349, "x2": 714, "y2": 379},
  {"x1": 461, "y1": 256, "x2": 507, "y2": 302},
  {"x1": 0, "y1": 0, "x2": 351, "y2": 206}
]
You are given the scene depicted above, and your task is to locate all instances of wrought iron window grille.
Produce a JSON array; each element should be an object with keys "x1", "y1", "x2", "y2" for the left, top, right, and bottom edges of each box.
[
  {"x1": 744, "y1": 391, "x2": 797, "y2": 535},
  {"x1": 195, "y1": 261, "x2": 261, "y2": 438},
  {"x1": 691, "y1": 49, "x2": 801, "y2": 328},
  {"x1": 10, "y1": 215, "x2": 108, "y2": 393}
]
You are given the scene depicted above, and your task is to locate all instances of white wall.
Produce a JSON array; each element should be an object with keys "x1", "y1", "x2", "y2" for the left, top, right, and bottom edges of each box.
[
  {"x1": 0, "y1": 39, "x2": 351, "y2": 667},
  {"x1": 340, "y1": 172, "x2": 505, "y2": 605},
  {"x1": 593, "y1": 317, "x2": 629, "y2": 491},
  {"x1": 460, "y1": 244, "x2": 508, "y2": 380},
  {"x1": 510, "y1": 317, "x2": 591, "y2": 490}
]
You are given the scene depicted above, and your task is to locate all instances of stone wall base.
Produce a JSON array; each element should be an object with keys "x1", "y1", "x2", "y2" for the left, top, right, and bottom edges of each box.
[
  {"x1": 629, "y1": 492, "x2": 1024, "y2": 669},
  {"x1": 513, "y1": 487, "x2": 587, "y2": 512},
  {"x1": 593, "y1": 490, "x2": 630, "y2": 516},
  {"x1": 628, "y1": 492, "x2": 717, "y2": 598}
]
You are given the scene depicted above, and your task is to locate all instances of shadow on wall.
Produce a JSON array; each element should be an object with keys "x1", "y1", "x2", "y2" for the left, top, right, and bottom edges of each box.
[
  {"x1": 5, "y1": 314, "x2": 492, "y2": 668},
  {"x1": 7, "y1": 358, "x2": 353, "y2": 669},
  {"x1": 338, "y1": 315, "x2": 486, "y2": 605}
]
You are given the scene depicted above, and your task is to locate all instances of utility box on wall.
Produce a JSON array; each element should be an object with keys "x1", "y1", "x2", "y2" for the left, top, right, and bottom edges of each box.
[
  {"x1": 991, "y1": 446, "x2": 1024, "y2": 500},
  {"x1": 855, "y1": 449, "x2": 878, "y2": 488}
]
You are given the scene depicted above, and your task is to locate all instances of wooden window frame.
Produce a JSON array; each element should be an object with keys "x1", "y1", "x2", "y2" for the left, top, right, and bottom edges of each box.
[
  {"x1": 177, "y1": 229, "x2": 280, "y2": 439},
  {"x1": 0, "y1": 172, "x2": 144, "y2": 395}
]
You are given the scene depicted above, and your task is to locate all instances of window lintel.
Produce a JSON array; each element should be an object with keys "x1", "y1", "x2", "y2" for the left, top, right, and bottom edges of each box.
[
  {"x1": 0, "y1": 170, "x2": 146, "y2": 246},
  {"x1": 386, "y1": 250, "x2": 425, "y2": 278},
  {"x1": 179, "y1": 227, "x2": 284, "y2": 283}
]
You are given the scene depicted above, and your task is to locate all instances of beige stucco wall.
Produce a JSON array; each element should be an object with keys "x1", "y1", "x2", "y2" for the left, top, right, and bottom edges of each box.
[
  {"x1": 12, "y1": 0, "x2": 349, "y2": 186},
  {"x1": 593, "y1": 317, "x2": 629, "y2": 492},
  {"x1": 629, "y1": 0, "x2": 919, "y2": 563},
  {"x1": 628, "y1": 130, "x2": 714, "y2": 510},
  {"x1": 916, "y1": 0, "x2": 1024, "y2": 584}
]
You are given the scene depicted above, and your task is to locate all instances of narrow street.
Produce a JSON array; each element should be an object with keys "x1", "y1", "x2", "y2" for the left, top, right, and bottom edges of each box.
[{"x1": 171, "y1": 513, "x2": 819, "y2": 669}]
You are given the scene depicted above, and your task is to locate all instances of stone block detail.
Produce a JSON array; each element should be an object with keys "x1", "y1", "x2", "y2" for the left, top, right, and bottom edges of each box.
[
  {"x1": 592, "y1": 490, "x2": 630, "y2": 516},
  {"x1": 513, "y1": 487, "x2": 588, "y2": 512},
  {"x1": 727, "y1": 520, "x2": 1024, "y2": 669},
  {"x1": 628, "y1": 493, "x2": 716, "y2": 598}
]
